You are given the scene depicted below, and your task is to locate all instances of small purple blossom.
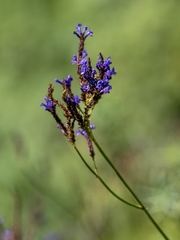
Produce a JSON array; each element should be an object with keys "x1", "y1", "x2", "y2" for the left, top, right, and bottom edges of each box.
[
  {"x1": 96, "y1": 56, "x2": 112, "y2": 71},
  {"x1": 76, "y1": 129, "x2": 86, "y2": 136},
  {"x1": 55, "y1": 78, "x2": 62, "y2": 84},
  {"x1": 100, "y1": 85, "x2": 112, "y2": 94},
  {"x1": 66, "y1": 95, "x2": 81, "y2": 105},
  {"x1": 96, "y1": 79, "x2": 112, "y2": 94},
  {"x1": 40, "y1": 97, "x2": 56, "y2": 112},
  {"x1": 71, "y1": 54, "x2": 77, "y2": 64},
  {"x1": 105, "y1": 67, "x2": 117, "y2": 80},
  {"x1": 81, "y1": 84, "x2": 90, "y2": 92},
  {"x1": 55, "y1": 75, "x2": 73, "y2": 87},
  {"x1": 74, "y1": 95, "x2": 81, "y2": 104},
  {"x1": 79, "y1": 49, "x2": 88, "y2": 65},
  {"x1": 103, "y1": 57, "x2": 112, "y2": 69},
  {"x1": 77, "y1": 123, "x2": 95, "y2": 136},
  {"x1": 90, "y1": 123, "x2": 95, "y2": 130},
  {"x1": 80, "y1": 62, "x2": 88, "y2": 75},
  {"x1": 91, "y1": 69, "x2": 97, "y2": 76},
  {"x1": 74, "y1": 23, "x2": 82, "y2": 35},
  {"x1": 66, "y1": 75, "x2": 73, "y2": 86},
  {"x1": 73, "y1": 23, "x2": 93, "y2": 39}
]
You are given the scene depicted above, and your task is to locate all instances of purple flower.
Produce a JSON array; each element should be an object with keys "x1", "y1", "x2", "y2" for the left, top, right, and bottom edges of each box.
[
  {"x1": 55, "y1": 79, "x2": 62, "y2": 84},
  {"x1": 74, "y1": 95, "x2": 81, "y2": 104},
  {"x1": 81, "y1": 84, "x2": 91, "y2": 92},
  {"x1": 95, "y1": 79, "x2": 112, "y2": 94},
  {"x1": 66, "y1": 95, "x2": 81, "y2": 105},
  {"x1": 96, "y1": 56, "x2": 112, "y2": 71},
  {"x1": 66, "y1": 75, "x2": 73, "y2": 86},
  {"x1": 100, "y1": 85, "x2": 112, "y2": 94},
  {"x1": 77, "y1": 123, "x2": 95, "y2": 136},
  {"x1": 80, "y1": 61, "x2": 88, "y2": 75},
  {"x1": 71, "y1": 54, "x2": 77, "y2": 64},
  {"x1": 110, "y1": 67, "x2": 116, "y2": 75},
  {"x1": 73, "y1": 23, "x2": 93, "y2": 39},
  {"x1": 79, "y1": 50, "x2": 88, "y2": 65},
  {"x1": 91, "y1": 69, "x2": 97, "y2": 75},
  {"x1": 40, "y1": 97, "x2": 56, "y2": 112},
  {"x1": 76, "y1": 49, "x2": 89, "y2": 69},
  {"x1": 103, "y1": 56, "x2": 112, "y2": 69},
  {"x1": 74, "y1": 23, "x2": 82, "y2": 35},
  {"x1": 90, "y1": 123, "x2": 95, "y2": 130},
  {"x1": 55, "y1": 75, "x2": 73, "y2": 87},
  {"x1": 96, "y1": 80, "x2": 104, "y2": 91},
  {"x1": 76, "y1": 129, "x2": 86, "y2": 136},
  {"x1": 77, "y1": 51, "x2": 116, "y2": 95},
  {"x1": 105, "y1": 67, "x2": 117, "y2": 80}
]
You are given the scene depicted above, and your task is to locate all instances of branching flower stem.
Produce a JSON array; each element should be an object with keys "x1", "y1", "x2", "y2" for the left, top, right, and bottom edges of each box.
[
  {"x1": 74, "y1": 146, "x2": 142, "y2": 209},
  {"x1": 41, "y1": 23, "x2": 170, "y2": 240},
  {"x1": 90, "y1": 132, "x2": 170, "y2": 240}
]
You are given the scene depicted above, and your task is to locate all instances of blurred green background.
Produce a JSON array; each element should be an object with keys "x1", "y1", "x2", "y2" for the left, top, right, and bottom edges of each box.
[{"x1": 0, "y1": 0, "x2": 180, "y2": 239}]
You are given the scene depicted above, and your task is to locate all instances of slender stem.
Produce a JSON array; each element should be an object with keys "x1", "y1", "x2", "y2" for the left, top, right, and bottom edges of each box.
[
  {"x1": 74, "y1": 146, "x2": 142, "y2": 209},
  {"x1": 91, "y1": 134, "x2": 142, "y2": 204},
  {"x1": 90, "y1": 133, "x2": 169, "y2": 240},
  {"x1": 143, "y1": 208, "x2": 169, "y2": 240},
  {"x1": 92, "y1": 156, "x2": 99, "y2": 175}
]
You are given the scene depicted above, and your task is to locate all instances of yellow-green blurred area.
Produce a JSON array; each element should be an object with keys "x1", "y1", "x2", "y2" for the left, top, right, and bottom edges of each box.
[{"x1": 0, "y1": 0, "x2": 180, "y2": 239}]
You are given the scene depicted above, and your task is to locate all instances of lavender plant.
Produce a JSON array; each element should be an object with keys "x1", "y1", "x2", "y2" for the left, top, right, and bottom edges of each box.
[{"x1": 41, "y1": 24, "x2": 170, "y2": 240}]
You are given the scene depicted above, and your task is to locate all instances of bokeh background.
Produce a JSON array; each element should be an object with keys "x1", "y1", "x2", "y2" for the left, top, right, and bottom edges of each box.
[{"x1": 0, "y1": 0, "x2": 180, "y2": 239}]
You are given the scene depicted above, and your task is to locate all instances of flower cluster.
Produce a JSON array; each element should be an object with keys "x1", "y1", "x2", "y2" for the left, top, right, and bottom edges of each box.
[{"x1": 41, "y1": 23, "x2": 116, "y2": 157}]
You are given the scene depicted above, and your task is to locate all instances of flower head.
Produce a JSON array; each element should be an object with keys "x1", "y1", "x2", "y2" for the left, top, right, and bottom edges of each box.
[
  {"x1": 40, "y1": 97, "x2": 56, "y2": 113},
  {"x1": 40, "y1": 23, "x2": 116, "y2": 155},
  {"x1": 77, "y1": 53, "x2": 116, "y2": 97},
  {"x1": 73, "y1": 23, "x2": 93, "y2": 39}
]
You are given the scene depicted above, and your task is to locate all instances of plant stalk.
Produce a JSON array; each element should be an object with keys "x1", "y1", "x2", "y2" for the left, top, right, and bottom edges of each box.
[
  {"x1": 90, "y1": 133, "x2": 169, "y2": 240},
  {"x1": 74, "y1": 146, "x2": 142, "y2": 209}
]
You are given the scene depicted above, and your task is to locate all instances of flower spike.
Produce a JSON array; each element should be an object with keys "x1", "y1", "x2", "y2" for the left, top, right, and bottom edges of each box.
[{"x1": 41, "y1": 23, "x2": 116, "y2": 153}]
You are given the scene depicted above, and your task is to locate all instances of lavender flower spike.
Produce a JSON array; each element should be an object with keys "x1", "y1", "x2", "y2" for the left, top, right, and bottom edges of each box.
[{"x1": 41, "y1": 23, "x2": 116, "y2": 154}]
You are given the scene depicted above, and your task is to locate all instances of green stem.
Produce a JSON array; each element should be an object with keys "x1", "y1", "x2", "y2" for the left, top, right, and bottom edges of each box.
[
  {"x1": 90, "y1": 133, "x2": 169, "y2": 240},
  {"x1": 74, "y1": 146, "x2": 142, "y2": 209}
]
